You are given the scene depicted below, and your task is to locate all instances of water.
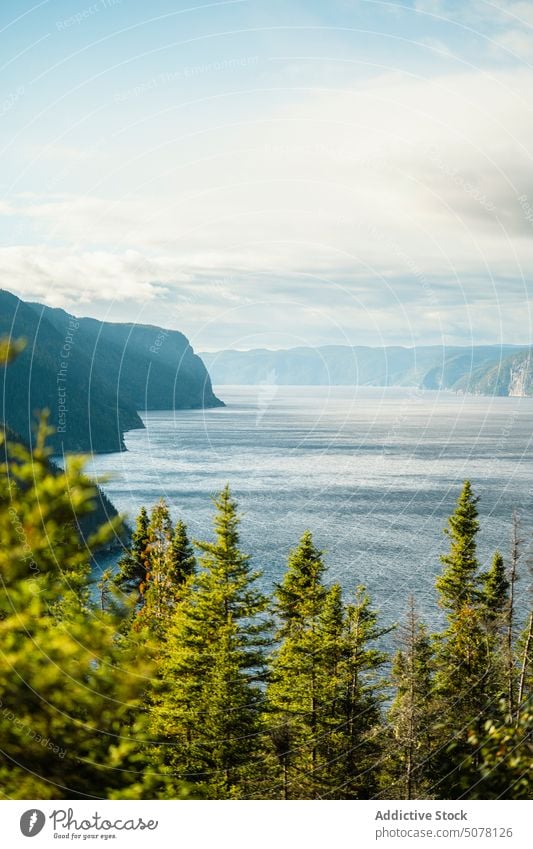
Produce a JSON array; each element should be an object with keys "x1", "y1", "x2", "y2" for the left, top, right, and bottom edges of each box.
[{"x1": 87, "y1": 386, "x2": 533, "y2": 632}]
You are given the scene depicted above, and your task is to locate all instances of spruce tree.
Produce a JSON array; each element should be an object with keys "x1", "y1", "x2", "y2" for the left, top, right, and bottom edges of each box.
[
  {"x1": 266, "y1": 532, "x2": 330, "y2": 798},
  {"x1": 517, "y1": 611, "x2": 533, "y2": 716},
  {"x1": 114, "y1": 505, "x2": 149, "y2": 597},
  {"x1": 387, "y1": 597, "x2": 436, "y2": 799},
  {"x1": 436, "y1": 480, "x2": 480, "y2": 609},
  {"x1": 481, "y1": 552, "x2": 509, "y2": 623},
  {"x1": 133, "y1": 504, "x2": 196, "y2": 637},
  {"x1": 0, "y1": 417, "x2": 175, "y2": 799},
  {"x1": 145, "y1": 498, "x2": 173, "y2": 586},
  {"x1": 505, "y1": 513, "x2": 521, "y2": 715},
  {"x1": 275, "y1": 529, "x2": 328, "y2": 634},
  {"x1": 432, "y1": 483, "x2": 502, "y2": 797},
  {"x1": 169, "y1": 519, "x2": 197, "y2": 586},
  {"x1": 478, "y1": 551, "x2": 510, "y2": 703},
  {"x1": 149, "y1": 485, "x2": 270, "y2": 798},
  {"x1": 267, "y1": 533, "x2": 387, "y2": 799},
  {"x1": 459, "y1": 702, "x2": 532, "y2": 799},
  {"x1": 337, "y1": 587, "x2": 388, "y2": 799}
]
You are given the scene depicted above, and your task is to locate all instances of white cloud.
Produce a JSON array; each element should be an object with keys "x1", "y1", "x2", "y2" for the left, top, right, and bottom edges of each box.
[
  {"x1": 414, "y1": 0, "x2": 533, "y2": 27},
  {"x1": 492, "y1": 27, "x2": 533, "y2": 59},
  {"x1": 0, "y1": 246, "x2": 172, "y2": 306},
  {"x1": 14, "y1": 68, "x2": 533, "y2": 267},
  {"x1": 2, "y1": 66, "x2": 533, "y2": 345}
]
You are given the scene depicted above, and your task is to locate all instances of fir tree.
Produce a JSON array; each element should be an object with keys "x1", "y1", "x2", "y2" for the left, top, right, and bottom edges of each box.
[
  {"x1": 97, "y1": 568, "x2": 113, "y2": 613},
  {"x1": 505, "y1": 513, "x2": 522, "y2": 715},
  {"x1": 266, "y1": 532, "x2": 330, "y2": 798},
  {"x1": 387, "y1": 597, "x2": 436, "y2": 799},
  {"x1": 458, "y1": 702, "x2": 532, "y2": 799},
  {"x1": 267, "y1": 532, "x2": 387, "y2": 799},
  {"x1": 436, "y1": 480, "x2": 480, "y2": 609},
  {"x1": 274, "y1": 529, "x2": 328, "y2": 634},
  {"x1": 517, "y1": 611, "x2": 533, "y2": 716},
  {"x1": 0, "y1": 416, "x2": 176, "y2": 799},
  {"x1": 114, "y1": 505, "x2": 149, "y2": 598},
  {"x1": 432, "y1": 483, "x2": 503, "y2": 797},
  {"x1": 169, "y1": 519, "x2": 197, "y2": 586},
  {"x1": 337, "y1": 587, "x2": 388, "y2": 799},
  {"x1": 481, "y1": 552, "x2": 509, "y2": 623},
  {"x1": 149, "y1": 485, "x2": 270, "y2": 798},
  {"x1": 134, "y1": 504, "x2": 196, "y2": 637},
  {"x1": 145, "y1": 499, "x2": 173, "y2": 586}
]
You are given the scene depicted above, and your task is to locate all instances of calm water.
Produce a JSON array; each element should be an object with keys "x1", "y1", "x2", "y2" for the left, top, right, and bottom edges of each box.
[{"x1": 88, "y1": 386, "x2": 533, "y2": 631}]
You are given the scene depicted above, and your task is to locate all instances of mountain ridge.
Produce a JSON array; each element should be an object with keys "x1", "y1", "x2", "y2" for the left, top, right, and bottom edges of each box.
[
  {"x1": 201, "y1": 344, "x2": 533, "y2": 396},
  {"x1": 0, "y1": 290, "x2": 223, "y2": 454}
]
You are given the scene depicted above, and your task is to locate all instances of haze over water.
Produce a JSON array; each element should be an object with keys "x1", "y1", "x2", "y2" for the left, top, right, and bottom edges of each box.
[{"x1": 88, "y1": 386, "x2": 533, "y2": 631}]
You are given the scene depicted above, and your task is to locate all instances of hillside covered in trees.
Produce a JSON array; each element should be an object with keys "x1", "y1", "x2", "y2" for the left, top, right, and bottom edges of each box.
[
  {"x1": 1, "y1": 394, "x2": 531, "y2": 799},
  {"x1": 202, "y1": 345, "x2": 533, "y2": 397},
  {"x1": 0, "y1": 289, "x2": 223, "y2": 455}
]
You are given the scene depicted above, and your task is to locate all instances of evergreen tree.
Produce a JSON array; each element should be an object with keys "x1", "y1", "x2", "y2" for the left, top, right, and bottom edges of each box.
[
  {"x1": 97, "y1": 568, "x2": 113, "y2": 613},
  {"x1": 337, "y1": 587, "x2": 388, "y2": 799},
  {"x1": 169, "y1": 519, "x2": 197, "y2": 586},
  {"x1": 133, "y1": 504, "x2": 196, "y2": 637},
  {"x1": 267, "y1": 532, "x2": 387, "y2": 799},
  {"x1": 432, "y1": 483, "x2": 503, "y2": 797},
  {"x1": 0, "y1": 417, "x2": 176, "y2": 799},
  {"x1": 116, "y1": 501, "x2": 197, "y2": 636},
  {"x1": 149, "y1": 486, "x2": 270, "y2": 798},
  {"x1": 505, "y1": 513, "x2": 522, "y2": 715},
  {"x1": 114, "y1": 505, "x2": 149, "y2": 597},
  {"x1": 5, "y1": 333, "x2": 531, "y2": 802},
  {"x1": 387, "y1": 597, "x2": 436, "y2": 799},
  {"x1": 481, "y1": 552, "x2": 509, "y2": 623},
  {"x1": 266, "y1": 532, "x2": 330, "y2": 798},
  {"x1": 145, "y1": 499, "x2": 173, "y2": 586},
  {"x1": 458, "y1": 702, "x2": 532, "y2": 799},
  {"x1": 275, "y1": 530, "x2": 328, "y2": 634},
  {"x1": 517, "y1": 611, "x2": 533, "y2": 716},
  {"x1": 313, "y1": 583, "x2": 347, "y2": 793},
  {"x1": 436, "y1": 480, "x2": 480, "y2": 609}
]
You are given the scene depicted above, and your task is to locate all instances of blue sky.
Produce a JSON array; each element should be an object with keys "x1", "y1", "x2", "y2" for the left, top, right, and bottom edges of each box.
[{"x1": 1, "y1": 0, "x2": 533, "y2": 349}]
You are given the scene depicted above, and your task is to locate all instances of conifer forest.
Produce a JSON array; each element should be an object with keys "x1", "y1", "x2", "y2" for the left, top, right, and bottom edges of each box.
[{"x1": 1, "y1": 337, "x2": 531, "y2": 800}]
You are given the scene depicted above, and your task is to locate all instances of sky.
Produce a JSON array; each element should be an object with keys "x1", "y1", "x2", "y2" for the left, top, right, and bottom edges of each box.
[{"x1": 1, "y1": 0, "x2": 533, "y2": 350}]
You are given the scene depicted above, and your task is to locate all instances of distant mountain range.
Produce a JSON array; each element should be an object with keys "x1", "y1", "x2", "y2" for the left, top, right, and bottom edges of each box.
[
  {"x1": 0, "y1": 290, "x2": 223, "y2": 454},
  {"x1": 201, "y1": 345, "x2": 533, "y2": 396}
]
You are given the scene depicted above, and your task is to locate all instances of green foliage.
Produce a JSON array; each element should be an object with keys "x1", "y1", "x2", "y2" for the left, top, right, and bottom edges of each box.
[
  {"x1": 0, "y1": 415, "x2": 122, "y2": 549},
  {"x1": 516, "y1": 612, "x2": 533, "y2": 714},
  {"x1": 0, "y1": 406, "x2": 529, "y2": 803},
  {"x1": 0, "y1": 336, "x2": 26, "y2": 366},
  {"x1": 266, "y1": 532, "x2": 388, "y2": 799},
  {"x1": 436, "y1": 480, "x2": 480, "y2": 610},
  {"x1": 149, "y1": 485, "x2": 270, "y2": 798},
  {"x1": 266, "y1": 533, "x2": 334, "y2": 798},
  {"x1": 169, "y1": 519, "x2": 197, "y2": 585},
  {"x1": 337, "y1": 588, "x2": 390, "y2": 799},
  {"x1": 460, "y1": 704, "x2": 532, "y2": 799},
  {"x1": 431, "y1": 483, "x2": 514, "y2": 798},
  {"x1": 0, "y1": 420, "x2": 176, "y2": 799},
  {"x1": 137, "y1": 500, "x2": 175, "y2": 637},
  {"x1": 274, "y1": 530, "x2": 328, "y2": 634},
  {"x1": 481, "y1": 551, "x2": 509, "y2": 624},
  {"x1": 387, "y1": 598, "x2": 437, "y2": 799},
  {"x1": 116, "y1": 502, "x2": 197, "y2": 638},
  {"x1": 115, "y1": 505, "x2": 150, "y2": 597}
]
